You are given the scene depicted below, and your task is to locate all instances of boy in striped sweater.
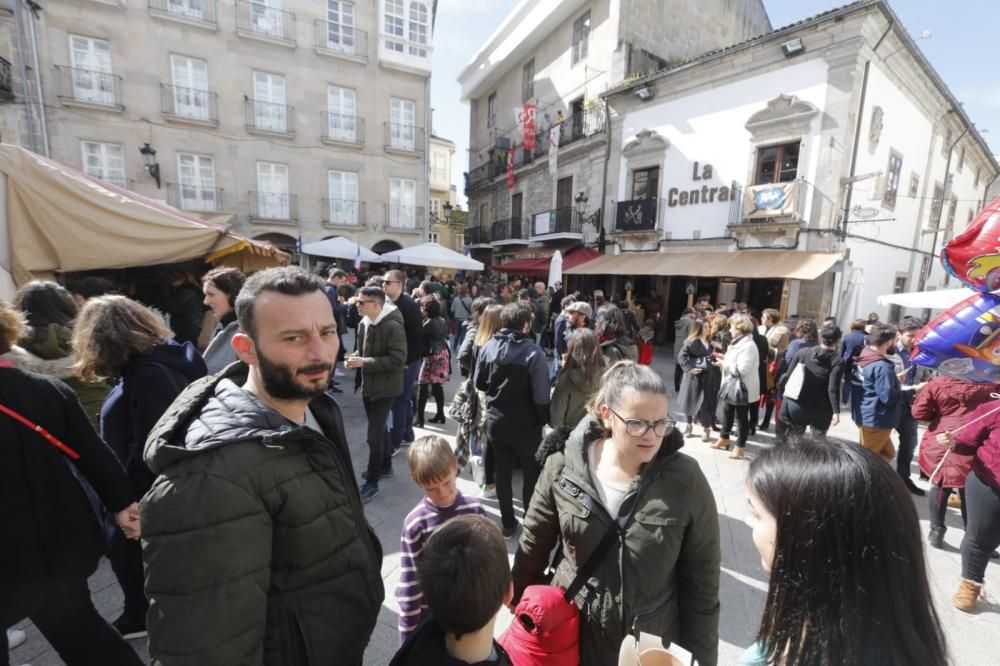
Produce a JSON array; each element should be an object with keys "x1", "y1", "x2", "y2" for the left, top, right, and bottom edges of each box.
[{"x1": 397, "y1": 435, "x2": 485, "y2": 644}]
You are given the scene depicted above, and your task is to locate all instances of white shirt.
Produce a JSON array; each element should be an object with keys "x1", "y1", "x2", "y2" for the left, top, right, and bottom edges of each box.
[{"x1": 587, "y1": 443, "x2": 630, "y2": 518}]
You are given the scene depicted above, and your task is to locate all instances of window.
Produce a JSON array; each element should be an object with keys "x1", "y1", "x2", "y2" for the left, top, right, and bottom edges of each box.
[
  {"x1": 256, "y1": 162, "x2": 290, "y2": 218},
  {"x1": 327, "y1": 85, "x2": 357, "y2": 141},
  {"x1": 177, "y1": 153, "x2": 216, "y2": 211},
  {"x1": 69, "y1": 35, "x2": 114, "y2": 105},
  {"x1": 390, "y1": 97, "x2": 415, "y2": 150},
  {"x1": 908, "y1": 172, "x2": 919, "y2": 198},
  {"x1": 250, "y1": 0, "x2": 285, "y2": 37},
  {"x1": 958, "y1": 145, "x2": 966, "y2": 173},
  {"x1": 487, "y1": 92, "x2": 496, "y2": 128},
  {"x1": 389, "y1": 177, "x2": 417, "y2": 228},
  {"x1": 454, "y1": 233, "x2": 464, "y2": 250},
  {"x1": 430, "y1": 198, "x2": 440, "y2": 219},
  {"x1": 170, "y1": 55, "x2": 209, "y2": 119},
  {"x1": 81, "y1": 141, "x2": 125, "y2": 186},
  {"x1": 384, "y1": 0, "x2": 405, "y2": 52},
  {"x1": 888, "y1": 276, "x2": 908, "y2": 324},
  {"x1": 929, "y1": 182, "x2": 944, "y2": 229},
  {"x1": 431, "y1": 151, "x2": 448, "y2": 184},
  {"x1": 167, "y1": 0, "x2": 204, "y2": 20},
  {"x1": 328, "y1": 170, "x2": 359, "y2": 225},
  {"x1": 408, "y1": 1, "x2": 428, "y2": 57},
  {"x1": 631, "y1": 167, "x2": 659, "y2": 200},
  {"x1": 479, "y1": 203, "x2": 488, "y2": 226},
  {"x1": 571, "y1": 11, "x2": 590, "y2": 65},
  {"x1": 942, "y1": 127, "x2": 952, "y2": 157},
  {"x1": 327, "y1": 0, "x2": 355, "y2": 50},
  {"x1": 253, "y1": 71, "x2": 287, "y2": 132},
  {"x1": 522, "y1": 59, "x2": 534, "y2": 102},
  {"x1": 754, "y1": 142, "x2": 799, "y2": 184},
  {"x1": 428, "y1": 231, "x2": 439, "y2": 243},
  {"x1": 882, "y1": 149, "x2": 902, "y2": 210},
  {"x1": 944, "y1": 196, "x2": 958, "y2": 238}
]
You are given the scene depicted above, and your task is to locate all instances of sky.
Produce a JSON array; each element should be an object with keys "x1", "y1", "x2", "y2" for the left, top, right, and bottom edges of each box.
[{"x1": 431, "y1": 0, "x2": 1000, "y2": 209}]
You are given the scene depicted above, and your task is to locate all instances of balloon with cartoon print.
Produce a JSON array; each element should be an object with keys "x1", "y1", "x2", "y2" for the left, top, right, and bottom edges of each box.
[
  {"x1": 941, "y1": 196, "x2": 1000, "y2": 291},
  {"x1": 911, "y1": 291, "x2": 1000, "y2": 383}
]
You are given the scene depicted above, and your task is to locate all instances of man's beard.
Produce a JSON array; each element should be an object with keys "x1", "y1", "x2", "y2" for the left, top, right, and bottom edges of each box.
[{"x1": 256, "y1": 349, "x2": 332, "y2": 400}]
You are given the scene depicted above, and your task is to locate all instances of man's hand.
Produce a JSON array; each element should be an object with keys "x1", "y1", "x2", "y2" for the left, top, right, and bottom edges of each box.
[
  {"x1": 116, "y1": 502, "x2": 141, "y2": 540},
  {"x1": 937, "y1": 431, "x2": 956, "y2": 449}
]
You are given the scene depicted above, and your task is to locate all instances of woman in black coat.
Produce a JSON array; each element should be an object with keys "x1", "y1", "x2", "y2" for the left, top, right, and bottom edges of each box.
[
  {"x1": 416, "y1": 295, "x2": 451, "y2": 427},
  {"x1": 0, "y1": 300, "x2": 143, "y2": 666}
]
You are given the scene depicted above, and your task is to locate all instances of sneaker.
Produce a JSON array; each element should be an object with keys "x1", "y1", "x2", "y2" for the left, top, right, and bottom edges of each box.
[
  {"x1": 904, "y1": 478, "x2": 926, "y2": 496},
  {"x1": 360, "y1": 482, "x2": 380, "y2": 504},
  {"x1": 952, "y1": 578, "x2": 982, "y2": 613},
  {"x1": 6, "y1": 629, "x2": 26, "y2": 649},
  {"x1": 480, "y1": 485, "x2": 496, "y2": 499},
  {"x1": 112, "y1": 616, "x2": 147, "y2": 640}
]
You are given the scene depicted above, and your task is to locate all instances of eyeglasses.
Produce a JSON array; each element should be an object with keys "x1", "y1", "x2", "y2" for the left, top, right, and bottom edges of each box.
[
  {"x1": 380, "y1": 280, "x2": 399, "y2": 285},
  {"x1": 607, "y1": 407, "x2": 675, "y2": 438},
  {"x1": 357, "y1": 299, "x2": 375, "y2": 306}
]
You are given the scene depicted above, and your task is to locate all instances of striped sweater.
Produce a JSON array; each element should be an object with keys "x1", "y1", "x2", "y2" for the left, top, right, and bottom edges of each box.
[{"x1": 396, "y1": 491, "x2": 485, "y2": 644}]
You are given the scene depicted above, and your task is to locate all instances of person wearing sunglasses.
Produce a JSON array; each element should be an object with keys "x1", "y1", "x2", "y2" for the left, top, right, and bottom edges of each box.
[{"x1": 512, "y1": 361, "x2": 721, "y2": 666}]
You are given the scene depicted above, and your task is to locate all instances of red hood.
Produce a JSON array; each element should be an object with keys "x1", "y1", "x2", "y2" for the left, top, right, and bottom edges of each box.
[
  {"x1": 857, "y1": 346, "x2": 890, "y2": 369},
  {"x1": 498, "y1": 585, "x2": 580, "y2": 666},
  {"x1": 936, "y1": 375, "x2": 1000, "y2": 400}
]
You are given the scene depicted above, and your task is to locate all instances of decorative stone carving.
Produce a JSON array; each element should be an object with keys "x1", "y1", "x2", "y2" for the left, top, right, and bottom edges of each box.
[
  {"x1": 744, "y1": 94, "x2": 820, "y2": 140},
  {"x1": 622, "y1": 129, "x2": 669, "y2": 158},
  {"x1": 868, "y1": 106, "x2": 884, "y2": 155}
]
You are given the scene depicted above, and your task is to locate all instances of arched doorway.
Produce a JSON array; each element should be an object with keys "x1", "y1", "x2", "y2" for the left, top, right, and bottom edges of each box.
[
  {"x1": 252, "y1": 232, "x2": 297, "y2": 254},
  {"x1": 371, "y1": 239, "x2": 402, "y2": 254}
]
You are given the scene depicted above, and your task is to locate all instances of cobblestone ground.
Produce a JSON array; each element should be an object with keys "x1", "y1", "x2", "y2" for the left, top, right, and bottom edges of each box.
[{"x1": 10, "y1": 345, "x2": 999, "y2": 665}]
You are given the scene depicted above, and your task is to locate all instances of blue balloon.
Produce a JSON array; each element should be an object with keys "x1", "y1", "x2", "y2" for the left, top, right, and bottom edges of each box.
[{"x1": 912, "y1": 292, "x2": 1000, "y2": 383}]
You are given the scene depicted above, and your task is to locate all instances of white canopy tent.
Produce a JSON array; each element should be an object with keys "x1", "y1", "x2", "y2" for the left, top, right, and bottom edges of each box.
[
  {"x1": 876, "y1": 287, "x2": 977, "y2": 310},
  {"x1": 301, "y1": 236, "x2": 381, "y2": 262},
  {"x1": 548, "y1": 250, "x2": 563, "y2": 288},
  {"x1": 378, "y1": 242, "x2": 484, "y2": 271}
]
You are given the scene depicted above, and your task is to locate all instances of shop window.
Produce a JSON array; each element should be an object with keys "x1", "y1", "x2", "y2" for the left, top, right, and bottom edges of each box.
[
  {"x1": 631, "y1": 167, "x2": 659, "y2": 200},
  {"x1": 882, "y1": 149, "x2": 902, "y2": 210},
  {"x1": 754, "y1": 142, "x2": 799, "y2": 185}
]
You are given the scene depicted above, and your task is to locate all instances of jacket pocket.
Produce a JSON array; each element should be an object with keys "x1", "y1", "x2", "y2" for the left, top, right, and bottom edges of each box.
[{"x1": 629, "y1": 591, "x2": 679, "y2": 647}]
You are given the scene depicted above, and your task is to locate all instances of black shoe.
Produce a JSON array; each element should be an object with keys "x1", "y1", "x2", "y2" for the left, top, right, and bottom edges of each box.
[
  {"x1": 112, "y1": 616, "x2": 147, "y2": 640},
  {"x1": 904, "y1": 478, "x2": 926, "y2": 496},
  {"x1": 416, "y1": 420, "x2": 425, "y2": 429},
  {"x1": 758, "y1": 422, "x2": 770, "y2": 431},
  {"x1": 362, "y1": 468, "x2": 393, "y2": 481},
  {"x1": 502, "y1": 524, "x2": 518, "y2": 539},
  {"x1": 928, "y1": 526, "x2": 945, "y2": 549},
  {"x1": 429, "y1": 414, "x2": 446, "y2": 424},
  {"x1": 919, "y1": 471, "x2": 930, "y2": 481}
]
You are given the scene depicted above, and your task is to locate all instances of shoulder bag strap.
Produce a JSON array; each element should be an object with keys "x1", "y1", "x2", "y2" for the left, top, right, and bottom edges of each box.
[
  {"x1": 0, "y1": 402, "x2": 80, "y2": 459},
  {"x1": 563, "y1": 519, "x2": 620, "y2": 603}
]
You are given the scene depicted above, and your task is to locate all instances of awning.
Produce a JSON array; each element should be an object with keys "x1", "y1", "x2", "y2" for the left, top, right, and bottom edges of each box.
[
  {"x1": 876, "y1": 287, "x2": 977, "y2": 310},
  {"x1": 495, "y1": 246, "x2": 602, "y2": 275},
  {"x1": 563, "y1": 250, "x2": 841, "y2": 281}
]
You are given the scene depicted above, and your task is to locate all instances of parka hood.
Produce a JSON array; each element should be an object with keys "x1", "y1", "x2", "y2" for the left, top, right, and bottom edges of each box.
[
  {"x1": 491, "y1": 328, "x2": 536, "y2": 365},
  {"x1": 857, "y1": 346, "x2": 891, "y2": 369},
  {"x1": 0, "y1": 344, "x2": 76, "y2": 379},
  {"x1": 133, "y1": 340, "x2": 207, "y2": 385}
]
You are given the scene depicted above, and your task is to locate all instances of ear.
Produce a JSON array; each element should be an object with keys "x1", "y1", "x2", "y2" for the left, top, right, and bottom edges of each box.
[
  {"x1": 231, "y1": 332, "x2": 258, "y2": 366},
  {"x1": 503, "y1": 581, "x2": 514, "y2": 607}
]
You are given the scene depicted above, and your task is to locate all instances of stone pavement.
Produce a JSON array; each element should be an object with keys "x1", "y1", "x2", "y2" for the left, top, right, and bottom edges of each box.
[{"x1": 10, "y1": 345, "x2": 999, "y2": 665}]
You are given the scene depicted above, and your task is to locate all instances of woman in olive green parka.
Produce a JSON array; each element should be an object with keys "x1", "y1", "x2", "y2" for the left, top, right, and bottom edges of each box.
[{"x1": 513, "y1": 361, "x2": 721, "y2": 666}]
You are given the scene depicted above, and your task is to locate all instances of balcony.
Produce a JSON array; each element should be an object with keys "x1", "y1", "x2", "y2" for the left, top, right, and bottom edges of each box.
[
  {"x1": 148, "y1": 0, "x2": 218, "y2": 30},
  {"x1": 727, "y1": 180, "x2": 809, "y2": 248},
  {"x1": 55, "y1": 66, "x2": 123, "y2": 111},
  {"x1": 378, "y1": 33, "x2": 432, "y2": 75},
  {"x1": 614, "y1": 198, "x2": 666, "y2": 234},
  {"x1": 386, "y1": 204, "x2": 424, "y2": 232},
  {"x1": 531, "y1": 208, "x2": 583, "y2": 239},
  {"x1": 465, "y1": 226, "x2": 492, "y2": 248},
  {"x1": 245, "y1": 97, "x2": 295, "y2": 138},
  {"x1": 490, "y1": 217, "x2": 529, "y2": 245},
  {"x1": 555, "y1": 106, "x2": 607, "y2": 149},
  {"x1": 160, "y1": 84, "x2": 218, "y2": 127},
  {"x1": 249, "y1": 191, "x2": 297, "y2": 222},
  {"x1": 167, "y1": 183, "x2": 227, "y2": 212},
  {"x1": 321, "y1": 112, "x2": 364, "y2": 147},
  {"x1": 236, "y1": 0, "x2": 296, "y2": 46},
  {"x1": 384, "y1": 123, "x2": 424, "y2": 156},
  {"x1": 315, "y1": 20, "x2": 368, "y2": 62},
  {"x1": 322, "y1": 198, "x2": 365, "y2": 227},
  {"x1": 0, "y1": 57, "x2": 13, "y2": 102}
]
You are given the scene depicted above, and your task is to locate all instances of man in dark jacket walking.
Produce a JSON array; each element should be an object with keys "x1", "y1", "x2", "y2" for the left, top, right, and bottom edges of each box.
[
  {"x1": 383, "y1": 269, "x2": 423, "y2": 452},
  {"x1": 140, "y1": 267, "x2": 384, "y2": 666},
  {"x1": 474, "y1": 302, "x2": 550, "y2": 537},
  {"x1": 893, "y1": 317, "x2": 931, "y2": 495},
  {"x1": 840, "y1": 318, "x2": 868, "y2": 422},
  {"x1": 858, "y1": 324, "x2": 902, "y2": 462}
]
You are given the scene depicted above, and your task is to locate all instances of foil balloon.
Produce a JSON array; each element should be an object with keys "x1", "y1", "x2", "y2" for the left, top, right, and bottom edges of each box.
[
  {"x1": 941, "y1": 196, "x2": 1000, "y2": 292},
  {"x1": 911, "y1": 291, "x2": 1000, "y2": 383}
]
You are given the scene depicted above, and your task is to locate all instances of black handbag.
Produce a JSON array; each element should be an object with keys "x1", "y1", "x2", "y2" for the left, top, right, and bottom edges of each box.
[{"x1": 719, "y1": 367, "x2": 749, "y2": 406}]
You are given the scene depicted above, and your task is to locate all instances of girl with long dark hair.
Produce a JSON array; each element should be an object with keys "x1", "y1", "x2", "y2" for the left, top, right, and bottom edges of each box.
[
  {"x1": 742, "y1": 437, "x2": 947, "y2": 665},
  {"x1": 549, "y1": 327, "x2": 603, "y2": 429},
  {"x1": 416, "y1": 296, "x2": 450, "y2": 427}
]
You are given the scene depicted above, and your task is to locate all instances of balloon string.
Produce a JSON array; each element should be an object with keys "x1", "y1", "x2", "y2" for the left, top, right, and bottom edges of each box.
[{"x1": 929, "y1": 394, "x2": 1000, "y2": 485}]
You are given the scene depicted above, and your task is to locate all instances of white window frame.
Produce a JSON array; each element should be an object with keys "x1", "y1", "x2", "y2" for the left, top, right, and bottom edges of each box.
[
  {"x1": 328, "y1": 170, "x2": 359, "y2": 225},
  {"x1": 69, "y1": 35, "x2": 114, "y2": 105},
  {"x1": 253, "y1": 71, "x2": 287, "y2": 132},
  {"x1": 327, "y1": 86, "x2": 357, "y2": 142},
  {"x1": 177, "y1": 153, "x2": 216, "y2": 211},
  {"x1": 487, "y1": 92, "x2": 496, "y2": 128},
  {"x1": 407, "y1": 1, "x2": 428, "y2": 57},
  {"x1": 571, "y1": 11, "x2": 590, "y2": 66},
  {"x1": 167, "y1": 0, "x2": 205, "y2": 20},
  {"x1": 389, "y1": 176, "x2": 416, "y2": 228},
  {"x1": 256, "y1": 162, "x2": 290, "y2": 219},
  {"x1": 454, "y1": 232, "x2": 465, "y2": 251},
  {"x1": 327, "y1": 0, "x2": 355, "y2": 50},
  {"x1": 250, "y1": 0, "x2": 285, "y2": 38},
  {"x1": 80, "y1": 141, "x2": 125, "y2": 186},
  {"x1": 384, "y1": 0, "x2": 405, "y2": 52},
  {"x1": 390, "y1": 97, "x2": 416, "y2": 151},
  {"x1": 170, "y1": 55, "x2": 210, "y2": 120}
]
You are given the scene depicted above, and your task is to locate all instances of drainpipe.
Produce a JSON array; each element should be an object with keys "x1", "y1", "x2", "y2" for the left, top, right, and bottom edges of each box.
[
  {"x1": 11, "y1": 0, "x2": 36, "y2": 152},
  {"x1": 598, "y1": 96, "x2": 611, "y2": 253},
  {"x1": 26, "y1": 0, "x2": 49, "y2": 157}
]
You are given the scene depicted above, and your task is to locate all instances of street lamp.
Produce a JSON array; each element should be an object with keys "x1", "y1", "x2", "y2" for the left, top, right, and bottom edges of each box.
[
  {"x1": 574, "y1": 190, "x2": 588, "y2": 217},
  {"x1": 139, "y1": 143, "x2": 161, "y2": 189},
  {"x1": 443, "y1": 201, "x2": 453, "y2": 223}
]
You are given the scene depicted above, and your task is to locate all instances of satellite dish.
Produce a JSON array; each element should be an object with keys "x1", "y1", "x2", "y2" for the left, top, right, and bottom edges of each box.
[{"x1": 853, "y1": 206, "x2": 879, "y2": 220}]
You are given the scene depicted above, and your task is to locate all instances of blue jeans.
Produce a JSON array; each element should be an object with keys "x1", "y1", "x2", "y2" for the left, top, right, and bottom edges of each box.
[
  {"x1": 895, "y1": 407, "x2": 918, "y2": 481},
  {"x1": 391, "y1": 360, "x2": 421, "y2": 447}
]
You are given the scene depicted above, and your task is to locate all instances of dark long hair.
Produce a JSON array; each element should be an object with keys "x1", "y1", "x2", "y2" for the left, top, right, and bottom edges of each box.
[
  {"x1": 748, "y1": 438, "x2": 947, "y2": 666},
  {"x1": 14, "y1": 280, "x2": 77, "y2": 334}
]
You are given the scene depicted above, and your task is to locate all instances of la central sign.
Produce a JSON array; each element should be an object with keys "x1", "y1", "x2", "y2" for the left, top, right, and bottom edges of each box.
[{"x1": 667, "y1": 162, "x2": 739, "y2": 207}]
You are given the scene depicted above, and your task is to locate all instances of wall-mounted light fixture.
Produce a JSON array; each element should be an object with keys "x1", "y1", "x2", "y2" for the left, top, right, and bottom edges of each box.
[
  {"x1": 634, "y1": 86, "x2": 653, "y2": 102},
  {"x1": 781, "y1": 38, "x2": 805, "y2": 58},
  {"x1": 574, "y1": 190, "x2": 588, "y2": 217},
  {"x1": 443, "y1": 201, "x2": 453, "y2": 223},
  {"x1": 139, "y1": 142, "x2": 161, "y2": 189}
]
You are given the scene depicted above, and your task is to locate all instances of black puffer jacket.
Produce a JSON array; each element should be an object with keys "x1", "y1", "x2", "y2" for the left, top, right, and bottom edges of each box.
[
  {"x1": 421, "y1": 315, "x2": 449, "y2": 356},
  {"x1": 141, "y1": 364, "x2": 384, "y2": 665}
]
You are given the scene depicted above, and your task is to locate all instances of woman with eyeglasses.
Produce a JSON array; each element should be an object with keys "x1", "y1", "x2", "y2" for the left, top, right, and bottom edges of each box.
[{"x1": 512, "y1": 361, "x2": 721, "y2": 666}]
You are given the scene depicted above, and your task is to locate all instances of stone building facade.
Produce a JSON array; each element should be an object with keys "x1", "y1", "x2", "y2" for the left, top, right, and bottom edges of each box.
[
  {"x1": 0, "y1": 0, "x2": 434, "y2": 254},
  {"x1": 427, "y1": 134, "x2": 464, "y2": 252}
]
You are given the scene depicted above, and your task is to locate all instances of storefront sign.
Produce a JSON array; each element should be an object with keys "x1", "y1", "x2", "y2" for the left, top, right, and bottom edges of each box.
[
  {"x1": 742, "y1": 181, "x2": 798, "y2": 219},
  {"x1": 616, "y1": 198, "x2": 658, "y2": 231},
  {"x1": 666, "y1": 162, "x2": 738, "y2": 207},
  {"x1": 535, "y1": 211, "x2": 551, "y2": 235}
]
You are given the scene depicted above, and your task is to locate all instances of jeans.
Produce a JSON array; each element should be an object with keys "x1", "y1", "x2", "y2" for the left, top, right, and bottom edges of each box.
[
  {"x1": 961, "y1": 472, "x2": 1000, "y2": 583},
  {"x1": 928, "y1": 485, "x2": 967, "y2": 533},
  {"x1": 364, "y1": 396, "x2": 395, "y2": 483},
  {"x1": 895, "y1": 408, "x2": 919, "y2": 481},
  {"x1": 1, "y1": 576, "x2": 143, "y2": 666},
  {"x1": 720, "y1": 403, "x2": 750, "y2": 446},
  {"x1": 452, "y1": 321, "x2": 467, "y2": 355},
  {"x1": 492, "y1": 434, "x2": 541, "y2": 529},
  {"x1": 391, "y1": 360, "x2": 421, "y2": 447},
  {"x1": 778, "y1": 398, "x2": 833, "y2": 441},
  {"x1": 108, "y1": 529, "x2": 148, "y2": 625}
]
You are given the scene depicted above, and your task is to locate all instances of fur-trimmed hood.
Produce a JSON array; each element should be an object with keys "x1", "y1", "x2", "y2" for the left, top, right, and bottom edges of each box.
[{"x1": 0, "y1": 345, "x2": 76, "y2": 380}]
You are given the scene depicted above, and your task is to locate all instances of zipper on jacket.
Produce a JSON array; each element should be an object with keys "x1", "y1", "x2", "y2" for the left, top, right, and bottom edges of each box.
[{"x1": 629, "y1": 590, "x2": 676, "y2": 637}]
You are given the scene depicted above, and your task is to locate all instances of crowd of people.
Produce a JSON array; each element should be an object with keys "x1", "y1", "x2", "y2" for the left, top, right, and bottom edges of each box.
[{"x1": 1, "y1": 264, "x2": 996, "y2": 666}]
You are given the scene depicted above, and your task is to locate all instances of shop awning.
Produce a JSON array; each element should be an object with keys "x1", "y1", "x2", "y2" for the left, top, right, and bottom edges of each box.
[
  {"x1": 563, "y1": 250, "x2": 841, "y2": 281},
  {"x1": 495, "y1": 246, "x2": 602, "y2": 275}
]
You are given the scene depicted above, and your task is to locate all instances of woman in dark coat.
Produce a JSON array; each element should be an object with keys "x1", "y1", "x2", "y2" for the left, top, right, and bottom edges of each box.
[
  {"x1": 699, "y1": 314, "x2": 730, "y2": 432},
  {"x1": 72, "y1": 295, "x2": 207, "y2": 640},
  {"x1": 0, "y1": 300, "x2": 142, "y2": 666},
  {"x1": 677, "y1": 319, "x2": 712, "y2": 440},
  {"x1": 776, "y1": 324, "x2": 844, "y2": 441},
  {"x1": 416, "y1": 295, "x2": 451, "y2": 427}
]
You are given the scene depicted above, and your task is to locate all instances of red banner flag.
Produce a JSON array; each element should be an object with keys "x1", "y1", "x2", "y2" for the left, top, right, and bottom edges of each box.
[
  {"x1": 506, "y1": 147, "x2": 515, "y2": 189},
  {"x1": 521, "y1": 103, "x2": 537, "y2": 152}
]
